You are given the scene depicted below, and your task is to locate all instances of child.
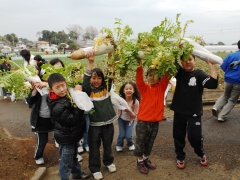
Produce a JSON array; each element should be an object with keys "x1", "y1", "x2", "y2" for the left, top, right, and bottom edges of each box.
[
  {"x1": 83, "y1": 52, "x2": 117, "y2": 180},
  {"x1": 116, "y1": 82, "x2": 140, "y2": 152},
  {"x1": 26, "y1": 65, "x2": 54, "y2": 165},
  {"x1": 49, "y1": 58, "x2": 65, "y2": 68},
  {"x1": 20, "y1": 49, "x2": 36, "y2": 67},
  {"x1": 134, "y1": 60, "x2": 169, "y2": 174},
  {"x1": 48, "y1": 58, "x2": 83, "y2": 161},
  {"x1": 170, "y1": 54, "x2": 218, "y2": 169},
  {"x1": 47, "y1": 73, "x2": 89, "y2": 180}
]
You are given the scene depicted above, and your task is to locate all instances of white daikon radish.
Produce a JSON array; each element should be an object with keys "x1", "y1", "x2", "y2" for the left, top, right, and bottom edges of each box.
[{"x1": 183, "y1": 38, "x2": 223, "y2": 65}]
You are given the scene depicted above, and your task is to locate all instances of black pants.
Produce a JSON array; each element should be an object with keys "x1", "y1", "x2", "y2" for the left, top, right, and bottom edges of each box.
[
  {"x1": 34, "y1": 132, "x2": 48, "y2": 160},
  {"x1": 173, "y1": 112, "x2": 205, "y2": 161},
  {"x1": 88, "y1": 124, "x2": 114, "y2": 173}
]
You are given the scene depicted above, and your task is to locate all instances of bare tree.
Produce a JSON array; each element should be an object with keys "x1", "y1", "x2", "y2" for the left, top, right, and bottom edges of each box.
[
  {"x1": 83, "y1": 26, "x2": 99, "y2": 40},
  {"x1": 36, "y1": 31, "x2": 42, "y2": 40},
  {"x1": 67, "y1": 24, "x2": 83, "y2": 41}
]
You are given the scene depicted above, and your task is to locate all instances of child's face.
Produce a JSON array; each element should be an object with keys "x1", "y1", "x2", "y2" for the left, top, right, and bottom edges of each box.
[
  {"x1": 54, "y1": 62, "x2": 63, "y2": 68},
  {"x1": 50, "y1": 81, "x2": 67, "y2": 97},
  {"x1": 181, "y1": 54, "x2": 195, "y2": 72},
  {"x1": 147, "y1": 71, "x2": 160, "y2": 85},
  {"x1": 124, "y1": 84, "x2": 134, "y2": 98},
  {"x1": 90, "y1": 72, "x2": 103, "y2": 88}
]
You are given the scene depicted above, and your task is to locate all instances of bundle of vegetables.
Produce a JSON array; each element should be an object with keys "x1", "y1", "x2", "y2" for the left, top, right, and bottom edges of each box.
[
  {"x1": 41, "y1": 62, "x2": 94, "y2": 111},
  {"x1": 0, "y1": 58, "x2": 34, "y2": 100},
  {"x1": 93, "y1": 14, "x2": 197, "y2": 79},
  {"x1": 68, "y1": 36, "x2": 115, "y2": 60}
]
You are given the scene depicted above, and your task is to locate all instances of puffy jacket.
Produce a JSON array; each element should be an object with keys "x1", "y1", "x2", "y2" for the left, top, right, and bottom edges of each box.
[{"x1": 47, "y1": 93, "x2": 86, "y2": 145}]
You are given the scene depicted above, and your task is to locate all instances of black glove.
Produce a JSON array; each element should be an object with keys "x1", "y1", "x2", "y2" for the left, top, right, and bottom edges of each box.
[{"x1": 229, "y1": 60, "x2": 240, "y2": 68}]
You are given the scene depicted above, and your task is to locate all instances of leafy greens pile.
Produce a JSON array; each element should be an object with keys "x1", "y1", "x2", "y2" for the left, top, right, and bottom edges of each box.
[{"x1": 94, "y1": 14, "x2": 201, "y2": 79}]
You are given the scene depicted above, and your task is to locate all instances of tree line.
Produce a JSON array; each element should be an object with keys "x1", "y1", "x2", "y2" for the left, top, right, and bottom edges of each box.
[{"x1": 1, "y1": 24, "x2": 99, "y2": 50}]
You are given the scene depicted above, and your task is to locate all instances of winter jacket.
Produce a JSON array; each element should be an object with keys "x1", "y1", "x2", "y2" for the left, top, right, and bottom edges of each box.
[
  {"x1": 47, "y1": 92, "x2": 86, "y2": 145},
  {"x1": 221, "y1": 50, "x2": 240, "y2": 85}
]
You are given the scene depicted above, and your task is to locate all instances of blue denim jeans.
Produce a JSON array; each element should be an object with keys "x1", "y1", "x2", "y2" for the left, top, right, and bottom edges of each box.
[
  {"x1": 2, "y1": 87, "x2": 10, "y2": 96},
  {"x1": 116, "y1": 118, "x2": 134, "y2": 147},
  {"x1": 59, "y1": 144, "x2": 83, "y2": 180},
  {"x1": 83, "y1": 113, "x2": 90, "y2": 148}
]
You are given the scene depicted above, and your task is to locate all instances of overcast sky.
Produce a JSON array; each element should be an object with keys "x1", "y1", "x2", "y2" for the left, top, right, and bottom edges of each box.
[{"x1": 1, "y1": 0, "x2": 240, "y2": 45}]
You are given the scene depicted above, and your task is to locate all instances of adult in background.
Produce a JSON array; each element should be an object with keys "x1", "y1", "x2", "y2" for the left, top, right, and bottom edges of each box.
[{"x1": 212, "y1": 40, "x2": 240, "y2": 122}]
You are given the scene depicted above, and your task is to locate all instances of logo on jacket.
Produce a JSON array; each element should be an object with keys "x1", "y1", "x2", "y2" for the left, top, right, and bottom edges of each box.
[{"x1": 188, "y1": 77, "x2": 196, "y2": 86}]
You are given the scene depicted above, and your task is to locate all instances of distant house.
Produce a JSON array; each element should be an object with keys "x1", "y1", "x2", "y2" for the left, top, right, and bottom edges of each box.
[
  {"x1": 35, "y1": 41, "x2": 49, "y2": 51},
  {"x1": 16, "y1": 41, "x2": 27, "y2": 50},
  {"x1": 0, "y1": 41, "x2": 7, "y2": 48}
]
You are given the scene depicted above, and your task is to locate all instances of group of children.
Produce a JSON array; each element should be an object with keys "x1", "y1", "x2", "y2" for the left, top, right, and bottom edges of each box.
[{"x1": 24, "y1": 49, "x2": 218, "y2": 180}]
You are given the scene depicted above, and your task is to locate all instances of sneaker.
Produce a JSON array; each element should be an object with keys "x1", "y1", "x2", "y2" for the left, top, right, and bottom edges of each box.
[
  {"x1": 200, "y1": 155, "x2": 208, "y2": 166},
  {"x1": 137, "y1": 160, "x2": 148, "y2": 174},
  {"x1": 24, "y1": 99, "x2": 28, "y2": 104},
  {"x1": 3, "y1": 96, "x2": 7, "y2": 99},
  {"x1": 129, "y1": 144, "x2": 135, "y2": 151},
  {"x1": 10, "y1": 93, "x2": 15, "y2": 102},
  {"x1": 144, "y1": 158, "x2": 156, "y2": 169},
  {"x1": 35, "y1": 158, "x2": 44, "y2": 165},
  {"x1": 77, "y1": 154, "x2": 83, "y2": 162},
  {"x1": 116, "y1": 146, "x2": 123, "y2": 152},
  {"x1": 92, "y1": 172, "x2": 103, "y2": 180},
  {"x1": 217, "y1": 117, "x2": 225, "y2": 122},
  {"x1": 55, "y1": 141, "x2": 59, "y2": 148},
  {"x1": 78, "y1": 146, "x2": 84, "y2": 153},
  {"x1": 79, "y1": 172, "x2": 90, "y2": 179},
  {"x1": 106, "y1": 163, "x2": 116, "y2": 173},
  {"x1": 176, "y1": 160, "x2": 185, "y2": 169},
  {"x1": 212, "y1": 108, "x2": 218, "y2": 117}
]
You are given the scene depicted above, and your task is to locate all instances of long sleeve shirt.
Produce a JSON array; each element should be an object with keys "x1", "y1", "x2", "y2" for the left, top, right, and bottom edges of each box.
[
  {"x1": 136, "y1": 66, "x2": 169, "y2": 122},
  {"x1": 170, "y1": 67, "x2": 218, "y2": 116}
]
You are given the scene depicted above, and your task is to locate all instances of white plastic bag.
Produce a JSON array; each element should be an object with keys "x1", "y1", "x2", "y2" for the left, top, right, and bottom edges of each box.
[
  {"x1": 110, "y1": 84, "x2": 133, "y2": 113},
  {"x1": 68, "y1": 88, "x2": 94, "y2": 111}
]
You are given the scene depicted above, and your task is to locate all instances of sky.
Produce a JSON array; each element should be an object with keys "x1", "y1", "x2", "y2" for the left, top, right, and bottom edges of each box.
[{"x1": 0, "y1": 0, "x2": 240, "y2": 45}]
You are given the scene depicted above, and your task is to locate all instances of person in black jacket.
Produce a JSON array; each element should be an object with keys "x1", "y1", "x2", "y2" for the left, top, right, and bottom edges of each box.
[
  {"x1": 47, "y1": 73, "x2": 89, "y2": 180},
  {"x1": 26, "y1": 65, "x2": 54, "y2": 165}
]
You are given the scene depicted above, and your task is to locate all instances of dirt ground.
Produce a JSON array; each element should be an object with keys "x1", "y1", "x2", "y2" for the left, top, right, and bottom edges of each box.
[
  {"x1": 1, "y1": 99, "x2": 240, "y2": 180},
  {"x1": 0, "y1": 128, "x2": 59, "y2": 180}
]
